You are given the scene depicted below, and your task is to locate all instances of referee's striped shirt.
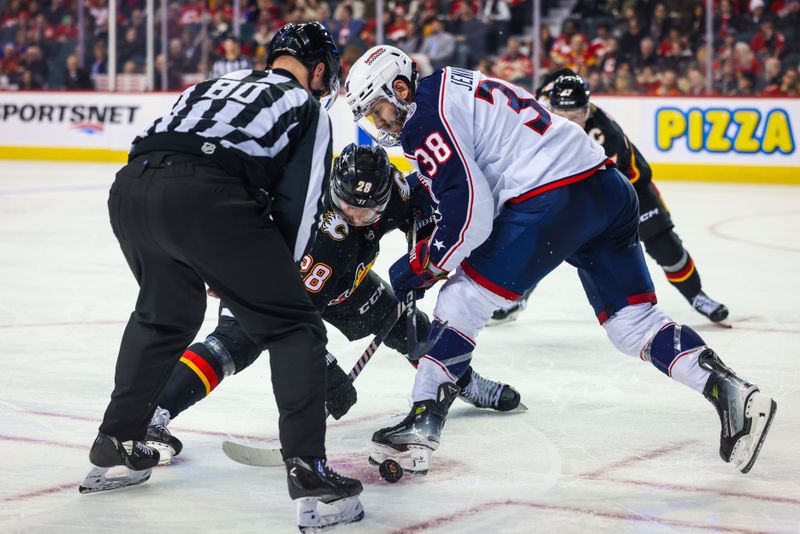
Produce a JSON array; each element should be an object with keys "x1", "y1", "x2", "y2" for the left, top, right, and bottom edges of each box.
[{"x1": 132, "y1": 68, "x2": 332, "y2": 262}]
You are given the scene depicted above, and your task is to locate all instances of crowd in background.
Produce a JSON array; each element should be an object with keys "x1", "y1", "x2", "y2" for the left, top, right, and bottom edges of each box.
[{"x1": 1, "y1": 0, "x2": 799, "y2": 96}]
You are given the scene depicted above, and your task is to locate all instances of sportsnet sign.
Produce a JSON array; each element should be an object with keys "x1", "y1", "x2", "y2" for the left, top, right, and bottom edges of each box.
[{"x1": 0, "y1": 92, "x2": 173, "y2": 159}]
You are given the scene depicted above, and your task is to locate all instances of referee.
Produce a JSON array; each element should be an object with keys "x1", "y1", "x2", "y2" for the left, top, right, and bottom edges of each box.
[{"x1": 82, "y1": 23, "x2": 358, "y2": 502}]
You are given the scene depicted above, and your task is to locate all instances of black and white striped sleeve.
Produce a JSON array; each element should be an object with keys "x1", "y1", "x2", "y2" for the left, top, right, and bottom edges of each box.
[{"x1": 269, "y1": 102, "x2": 333, "y2": 262}]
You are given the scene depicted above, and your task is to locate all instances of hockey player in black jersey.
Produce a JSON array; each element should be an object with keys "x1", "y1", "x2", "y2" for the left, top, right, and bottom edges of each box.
[
  {"x1": 146, "y1": 143, "x2": 522, "y2": 461},
  {"x1": 492, "y1": 69, "x2": 729, "y2": 325}
]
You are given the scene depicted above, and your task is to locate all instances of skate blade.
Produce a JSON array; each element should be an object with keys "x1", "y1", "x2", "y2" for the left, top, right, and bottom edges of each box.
[
  {"x1": 734, "y1": 394, "x2": 777, "y2": 474},
  {"x1": 297, "y1": 496, "x2": 364, "y2": 533},
  {"x1": 369, "y1": 443, "x2": 431, "y2": 476},
  {"x1": 78, "y1": 466, "x2": 152, "y2": 494}
]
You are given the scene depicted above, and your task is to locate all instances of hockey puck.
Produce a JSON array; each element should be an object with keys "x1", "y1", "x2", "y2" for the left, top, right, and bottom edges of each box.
[{"x1": 378, "y1": 459, "x2": 403, "y2": 483}]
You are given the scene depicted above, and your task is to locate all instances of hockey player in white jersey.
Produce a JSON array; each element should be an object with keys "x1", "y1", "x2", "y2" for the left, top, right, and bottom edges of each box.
[{"x1": 344, "y1": 45, "x2": 777, "y2": 477}]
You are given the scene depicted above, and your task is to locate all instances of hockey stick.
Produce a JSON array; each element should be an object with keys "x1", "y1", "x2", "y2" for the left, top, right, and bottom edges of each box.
[
  {"x1": 405, "y1": 224, "x2": 419, "y2": 357},
  {"x1": 222, "y1": 301, "x2": 408, "y2": 467}
]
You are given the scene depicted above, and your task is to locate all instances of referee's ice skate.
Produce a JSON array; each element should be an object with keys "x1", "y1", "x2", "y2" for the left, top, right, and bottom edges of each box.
[
  {"x1": 370, "y1": 382, "x2": 459, "y2": 476},
  {"x1": 78, "y1": 433, "x2": 160, "y2": 493},
  {"x1": 699, "y1": 350, "x2": 777, "y2": 473},
  {"x1": 286, "y1": 457, "x2": 364, "y2": 532},
  {"x1": 145, "y1": 406, "x2": 183, "y2": 465}
]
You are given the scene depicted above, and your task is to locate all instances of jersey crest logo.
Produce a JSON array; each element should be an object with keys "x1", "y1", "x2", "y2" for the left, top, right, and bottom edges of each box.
[
  {"x1": 201, "y1": 142, "x2": 216, "y2": 154},
  {"x1": 405, "y1": 102, "x2": 417, "y2": 122},
  {"x1": 393, "y1": 171, "x2": 412, "y2": 201},
  {"x1": 588, "y1": 127, "x2": 605, "y2": 146},
  {"x1": 320, "y1": 210, "x2": 349, "y2": 241}
]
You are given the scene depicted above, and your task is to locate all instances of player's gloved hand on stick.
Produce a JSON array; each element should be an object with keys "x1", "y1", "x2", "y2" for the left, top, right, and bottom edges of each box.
[
  {"x1": 325, "y1": 354, "x2": 357, "y2": 420},
  {"x1": 389, "y1": 238, "x2": 448, "y2": 299}
]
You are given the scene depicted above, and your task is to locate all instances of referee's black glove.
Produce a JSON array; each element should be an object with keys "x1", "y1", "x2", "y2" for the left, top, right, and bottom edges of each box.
[{"x1": 325, "y1": 354, "x2": 357, "y2": 420}]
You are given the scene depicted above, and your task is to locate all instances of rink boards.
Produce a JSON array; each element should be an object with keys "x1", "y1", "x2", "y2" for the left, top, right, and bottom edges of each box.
[{"x1": 0, "y1": 90, "x2": 798, "y2": 184}]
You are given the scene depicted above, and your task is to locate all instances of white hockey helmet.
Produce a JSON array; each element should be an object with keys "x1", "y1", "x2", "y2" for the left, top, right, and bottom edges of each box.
[{"x1": 345, "y1": 45, "x2": 418, "y2": 146}]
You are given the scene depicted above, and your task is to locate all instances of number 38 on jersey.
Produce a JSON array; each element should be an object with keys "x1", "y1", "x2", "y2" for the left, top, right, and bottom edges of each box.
[{"x1": 413, "y1": 132, "x2": 453, "y2": 178}]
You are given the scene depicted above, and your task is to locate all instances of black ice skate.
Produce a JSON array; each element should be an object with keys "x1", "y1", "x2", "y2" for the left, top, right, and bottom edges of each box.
[
  {"x1": 145, "y1": 407, "x2": 183, "y2": 464},
  {"x1": 369, "y1": 382, "x2": 460, "y2": 476},
  {"x1": 458, "y1": 368, "x2": 523, "y2": 412},
  {"x1": 286, "y1": 457, "x2": 364, "y2": 532},
  {"x1": 699, "y1": 350, "x2": 777, "y2": 473},
  {"x1": 78, "y1": 433, "x2": 160, "y2": 493},
  {"x1": 692, "y1": 291, "x2": 730, "y2": 323},
  {"x1": 488, "y1": 286, "x2": 535, "y2": 326}
]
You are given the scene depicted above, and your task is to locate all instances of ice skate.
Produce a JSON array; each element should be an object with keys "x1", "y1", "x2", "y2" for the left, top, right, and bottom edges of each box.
[
  {"x1": 78, "y1": 433, "x2": 160, "y2": 494},
  {"x1": 145, "y1": 406, "x2": 183, "y2": 465},
  {"x1": 369, "y1": 382, "x2": 460, "y2": 476},
  {"x1": 488, "y1": 286, "x2": 535, "y2": 326},
  {"x1": 458, "y1": 368, "x2": 522, "y2": 411},
  {"x1": 286, "y1": 457, "x2": 364, "y2": 533},
  {"x1": 692, "y1": 291, "x2": 729, "y2": 323},
  {"x1": 699, "y1": 350, "x2": 777, "y2": 473}
]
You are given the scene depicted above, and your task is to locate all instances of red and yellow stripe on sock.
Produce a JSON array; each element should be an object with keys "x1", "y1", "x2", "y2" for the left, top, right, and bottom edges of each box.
[
  {"x1": 179, "y1": 349, "x2": 220, "y2": 396},
  {"x1": 665, "y1": 257, "x2": 696, "y2": 284}
]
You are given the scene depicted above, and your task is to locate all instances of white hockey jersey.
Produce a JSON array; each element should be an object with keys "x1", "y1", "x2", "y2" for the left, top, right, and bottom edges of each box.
[{"x1": 400, "y1": 67, "x2": 608, "y2": 272}]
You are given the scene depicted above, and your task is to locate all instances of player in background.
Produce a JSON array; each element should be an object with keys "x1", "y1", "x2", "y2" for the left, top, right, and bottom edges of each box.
[
  {"x1": 345, "y1": 45, "x2": 776, "y2": 477},
  {"x1": 490, "y1": 69, "x2": 729, "y2": 325},
  {"x1": 145, "y1": 144, "x2": 522, "y2": 461}
]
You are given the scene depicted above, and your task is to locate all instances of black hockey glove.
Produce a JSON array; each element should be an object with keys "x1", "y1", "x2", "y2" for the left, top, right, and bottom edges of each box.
[{"x1": 325, "y1": 354, "x2": 357, "y2": 420}]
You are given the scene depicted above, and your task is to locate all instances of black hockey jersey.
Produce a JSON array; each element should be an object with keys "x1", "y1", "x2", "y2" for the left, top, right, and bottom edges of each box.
[
  {"x1": 300, "y1": 171, "x2": 435, "y2": 310},
  {"x1": 585, "y1": 105, "x2": 652, "y2": 186}
]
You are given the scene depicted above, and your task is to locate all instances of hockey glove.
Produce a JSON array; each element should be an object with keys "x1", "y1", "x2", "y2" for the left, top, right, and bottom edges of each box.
[
  {"x1": 325, "y1": 354, "x2": 357, "y2": 420},
  {"x1": 389, "y1": 238, "x2": 449, "y2": 299}
]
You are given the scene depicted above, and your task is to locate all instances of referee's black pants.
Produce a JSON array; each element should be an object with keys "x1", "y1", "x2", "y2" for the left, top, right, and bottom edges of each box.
[{"x1": 99, "y1": 153, "x2": 328, "y2": 459}]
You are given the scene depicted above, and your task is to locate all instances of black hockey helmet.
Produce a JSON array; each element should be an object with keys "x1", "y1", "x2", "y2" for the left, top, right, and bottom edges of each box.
[
  {"x1": 268, "y1": 22, "x2": 342, "y2": 103},
  {"x1": 329, "y1": 143, "x2": 393, "y2": 226},
  {"x1": 548, "y1": 73, "x2": 591, "y2": 110}
]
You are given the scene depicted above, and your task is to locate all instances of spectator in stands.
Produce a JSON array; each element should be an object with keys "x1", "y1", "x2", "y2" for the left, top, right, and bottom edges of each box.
[
  {"x1": 599, "y1": 36, "x2": 619, "y2": 85},
  {"x1": 659, "y1": 28, "x2": 693, "y2": 71},
  {"x1": 777, "y1": 67, "x2": 799, "y2": 95},
  {"x1": 564, "y1": 33, "x2": 596, "y2": 71},
  {"x1": 45, "y1": 0, "x2": 68, "y2": 26},
  {"x1": 332, "y1": 4, "x2": 363, "y2": 49},
  {"x1": 589, "y1": 22, "x2": 611, "y2": 61},
  {"x1": 685, "y1": 65, "x2": 706, "y2": 94},
  {"x1": 155, "y1": 52, "x2": 183, "y2": 90},
  {"x1": 551, "y1": 18, "x2": 585, "y2": 68},
  {"x1": 18, "y1": 68, "x2": 40, "y2": 90},
  {"x1": 656, "y1": 68, "x2": 681, "y2": 95},
  {"x1": 90, "y1": 41, "x2": 107, "y2": 76},
  {"x1": 451, "y1": 1, "x2": 488, "y2": 68},
  {"x1": 613, "y1": 66, "x2": 638, "y2": 94},
  {"x1": 744, "y1": 0, "x2": 767, "y2": 33},
  {"x1": 636, "y1": 64, "x2": 661, "y2": 93},
  {"x1": 619, "y1": 16, "x2": 644, "y2": 64},
  {"x1": 634, "y1": 37, "x2": 658, "y2": 71},
  {"x1": 586, "y1": 69, "x2": 608, "y2": 93},
  {"x1": 750, "y1": 17, "x2": 786, "y2": 59},
  {"x1": 736, "y1": 70, "x2": 757, "y2": 94},
  {"x1": 64, "y1": 53, "x2": 93, "y2": 90},
  {"x1": 21, "y1": 44, "x2": 47, "y2": 88},
  {"x1": 210, "y1": 38, "x2": 251, "y2": 79},
  {"x1": 54, "y1": 13, "x2": 79, "y2": 43},
  {"x1": 1, "y1": 43, "x2": 21, "y2": 82},
  {"x1": 734, "y1": 41, "x2": 763, "y2": 76},
  {"x1": 715, "y1": 0, "x2": 745, "y2": 38},
  {"x1": 649, "y1": 3, "x2": 672, "y2": 43},
  {"x1": 0, "y1": 63, "x2": 13, "y2": 90},
  {"x1": 421, "y1": 18, "x2": 456, "y2": 71},
  {"x1": 119, "y1": 27, "x2": 144, "y2": 69},
  {"x1": 121, "y1": 60, "x2": 139, "y2": 74},
  {"x1": 483, "y1": 0, "x2": 511, "y2": 55},
  {"x1": 761, "y1": 56, "x2": 783, "y2": 92},
  {"x1": 493, "y1": 36, "x2": 533, "y2": 84},
  {"x1": 714, "y1": 58, "x2": 739, "y2": 94}
]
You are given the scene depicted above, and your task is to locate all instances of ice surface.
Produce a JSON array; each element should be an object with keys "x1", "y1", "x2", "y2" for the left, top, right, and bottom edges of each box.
[{"x1": 1, "y1": 161, "x2": 798, "y2": 533}]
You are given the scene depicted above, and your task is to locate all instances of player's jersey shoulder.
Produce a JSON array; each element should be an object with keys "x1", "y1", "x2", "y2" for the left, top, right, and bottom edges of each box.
[
  {"x1": 586, "y1": 104, "x2": 626, "y2": 155},
  {"x1": 319, "y1": 210, "x2": 351, "y2": 242}
]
